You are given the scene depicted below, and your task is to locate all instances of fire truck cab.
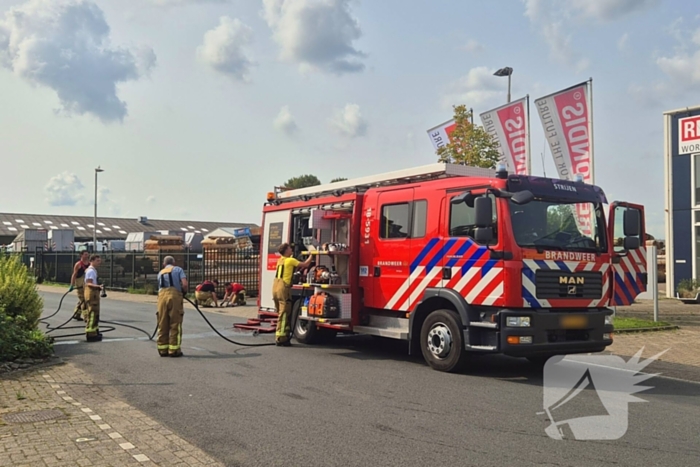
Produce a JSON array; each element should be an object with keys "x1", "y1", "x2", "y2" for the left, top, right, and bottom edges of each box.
[{"x1": 255, "y1": 163, "x2": 646, "y2": 372}]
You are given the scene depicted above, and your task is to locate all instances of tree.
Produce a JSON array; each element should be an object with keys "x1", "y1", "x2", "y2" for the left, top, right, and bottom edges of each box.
[
  {"x1": 546, "y1": 205, "x2": 579, "y2": 235},
  {"x1": 436, "y1": 105, "x2": 500, "y2": 169},
  {"x1": 284, "y1": 174, "x2": 321, "y2": 189},
  {"x1": 330, "y1": 177, "x2": 347, "y2": 183}
]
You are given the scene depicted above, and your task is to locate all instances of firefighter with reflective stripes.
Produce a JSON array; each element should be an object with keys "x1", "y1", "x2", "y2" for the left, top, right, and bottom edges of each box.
[
  {"x1": 84, "y1": 254, "x2": 104, "y2": 342},
  {"x1": 156, "y1": 256, "x2": 188, "y2": 357},
  {"x1": 69, "y1": 251, "x2": 90, "y2": 321},
  {"x1": 273, "y1": 243, "x2": 313, "y2": 346}
]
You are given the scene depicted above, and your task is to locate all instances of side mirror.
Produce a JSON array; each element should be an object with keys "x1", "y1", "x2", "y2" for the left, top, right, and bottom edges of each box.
[
  {"x1": 511, "y1": 190, "x2": 535, "y2": 205},
  {"x1": 474, "y1": 196, "x2": 493, "y2": 228},
  {"x1": 623, "y1": 236, "x2": 640, "y2": 250},
  {"x1": 474, "y1": 227, "x2": 494, "y2": 244},
  {"x1": 623, "y1": 209, "x2": 640, "y2": 237}
]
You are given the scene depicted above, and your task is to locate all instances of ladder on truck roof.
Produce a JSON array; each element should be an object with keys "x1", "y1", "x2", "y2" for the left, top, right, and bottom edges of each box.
[{"x1": 274, "y1": 163, "x2": 496, "y2": 202}]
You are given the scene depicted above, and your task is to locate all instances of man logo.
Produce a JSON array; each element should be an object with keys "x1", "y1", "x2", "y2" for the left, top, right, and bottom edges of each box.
[
  {"x1": 567, "y1": 285, "x2": 577, "y2": 295},
  {"x1": 539, "y1": 348, "x2": 667, "y2": 440},
  {"x1": 560, "y1": 276, "x2": 585, "y2": 285}
]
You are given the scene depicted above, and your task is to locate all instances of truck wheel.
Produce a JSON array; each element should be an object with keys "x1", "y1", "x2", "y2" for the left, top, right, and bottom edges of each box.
[
  {"x1": 292, "y1": 300, "x2": 320, "y2": 344},
  {"x1": 420, "y1": 309, "x2": 468, "y2": 372}
]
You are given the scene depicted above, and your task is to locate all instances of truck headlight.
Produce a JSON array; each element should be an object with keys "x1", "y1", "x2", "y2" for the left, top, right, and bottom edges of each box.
[
  {"x1": 604, "y1": 315, "x2": 613, "y2": 326},
  {"x1": 506, "y1": 316, "x2": 531, "y2": 327}
]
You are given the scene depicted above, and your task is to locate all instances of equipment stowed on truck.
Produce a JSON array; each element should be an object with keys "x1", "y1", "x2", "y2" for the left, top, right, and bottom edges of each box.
[{"x1": 248, "y1": 163, "x2": 647, "y2": 372}]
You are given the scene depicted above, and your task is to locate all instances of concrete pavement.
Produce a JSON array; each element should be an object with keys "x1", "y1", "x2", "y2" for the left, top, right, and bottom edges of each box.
[{"x1": 3, "y1": 288, "x2": 700, "y2": 466}]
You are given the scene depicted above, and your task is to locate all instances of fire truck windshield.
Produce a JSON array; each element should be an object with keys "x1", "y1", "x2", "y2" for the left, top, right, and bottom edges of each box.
[{"x1": 509, "y1": 199, "x2": 606, "y2": 253}]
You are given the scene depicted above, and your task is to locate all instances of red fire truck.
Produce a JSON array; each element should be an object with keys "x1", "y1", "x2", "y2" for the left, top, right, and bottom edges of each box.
[{"x1": 251, "y1": 163, "x2": 647, "y2": 372}]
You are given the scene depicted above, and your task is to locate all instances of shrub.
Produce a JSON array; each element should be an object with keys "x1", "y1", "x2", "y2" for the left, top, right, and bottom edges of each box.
[
  {"x1": 0, "y1": 255, "x2": 44, "y2": 330},
  {"x1": 678, "y1": 279, "x2": 700, "y2": 298},
  {"x1": 0, "y1": 308, "x2": 53, "y2": 361},
  {"x1": 0, "y1": 256, "x2": 53, "y2": 362}
]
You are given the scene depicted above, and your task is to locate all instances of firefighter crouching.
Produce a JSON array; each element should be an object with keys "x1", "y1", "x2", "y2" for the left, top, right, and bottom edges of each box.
[
  {"x1": 69, "y1": 251, "x2": 90, "y2": 321},
  {"x1": 157, "y1": 256, "x2": 188, "y2": 358},
  {"x1": 195, "y1": 279, "x2": 219, "y2": 307},
  {"x1": 273, "y1": 243, "x2": 313, "y2": 346},
  {"x1": 84, "y1": 254, "x2": 104, "y2": 342},
  {"x1": 221, "y1": 282, "x2": 246, "y2": 307}
]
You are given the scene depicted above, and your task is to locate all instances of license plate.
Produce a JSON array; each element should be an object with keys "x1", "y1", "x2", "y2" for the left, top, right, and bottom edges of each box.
[{"x1": 560, "y1": 315, "x2": 588, "y2": 329}]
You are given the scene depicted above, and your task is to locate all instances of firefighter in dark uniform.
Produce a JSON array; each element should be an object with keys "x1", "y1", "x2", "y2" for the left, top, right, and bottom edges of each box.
[
  {"x1": 273, "y1": 243, "x2": 313, "y2": 346},
  {"x1": 156, "y1": 256, "x2": 188, "y2": 357},
  {"x1": 69, "y1": 251, "x2": 90, "y2": 321},
  {"x1": 84, "y1": 254, "x2": 104, "y2": 342}
]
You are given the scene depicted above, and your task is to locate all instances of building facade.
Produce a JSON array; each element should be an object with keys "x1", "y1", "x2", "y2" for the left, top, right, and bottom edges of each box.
[{"x1": 664, "y1": 105, "x2": 700, "y2": 297}]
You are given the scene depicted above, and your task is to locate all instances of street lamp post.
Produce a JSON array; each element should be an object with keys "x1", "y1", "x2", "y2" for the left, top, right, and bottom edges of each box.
[
  {"x1": 94, "y1": 166, "x2": 104, "y2": 250},
  {"x1": 494, "y1": 67, "x2": 513, "y2": 103}
]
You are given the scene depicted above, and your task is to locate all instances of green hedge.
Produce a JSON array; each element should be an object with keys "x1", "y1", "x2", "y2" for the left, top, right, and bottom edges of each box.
[{"x1": 0, "y1": 255, "x2": 53, "y2": 362}]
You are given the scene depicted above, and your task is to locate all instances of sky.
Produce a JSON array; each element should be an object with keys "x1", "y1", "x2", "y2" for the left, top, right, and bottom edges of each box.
[{"x1": 0, "y1": 0, "x2": 698, "y2": 237}]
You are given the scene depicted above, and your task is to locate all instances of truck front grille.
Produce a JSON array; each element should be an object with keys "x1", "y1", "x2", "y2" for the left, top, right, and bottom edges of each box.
[{"x1": 534, "y1": 270, "x2": 602, "y2": 299}]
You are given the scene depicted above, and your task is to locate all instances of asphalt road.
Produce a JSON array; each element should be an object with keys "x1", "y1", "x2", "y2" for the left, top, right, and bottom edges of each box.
[{"x1": 41, "y1": 291, "x2": 700, "y2": 467}]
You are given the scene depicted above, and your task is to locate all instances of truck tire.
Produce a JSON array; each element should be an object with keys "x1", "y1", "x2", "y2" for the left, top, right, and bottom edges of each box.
[
  {"x1": 420, "y1": 309, "x2": 468, "y2": 372},
  {"x1": 292, "y1": 300, "x2": 320, "y2": 344}
]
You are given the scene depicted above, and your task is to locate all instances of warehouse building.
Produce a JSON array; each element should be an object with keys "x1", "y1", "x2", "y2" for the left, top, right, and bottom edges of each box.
[
  {"x1": 664, "y1": 105, "x2": 700, "y2": 298},
  {"x1": 0, "y1": 212, "x2": 258, "y2": 247}
]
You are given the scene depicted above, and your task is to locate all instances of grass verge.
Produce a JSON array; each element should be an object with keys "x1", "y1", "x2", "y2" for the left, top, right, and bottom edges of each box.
[{"x1": 613, "y1": 317, "x2": 671, "y2": 330}]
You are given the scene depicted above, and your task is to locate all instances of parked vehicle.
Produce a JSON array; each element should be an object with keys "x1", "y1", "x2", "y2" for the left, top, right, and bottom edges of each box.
[
  {"x1": 47, "y1": 229, "x2": 74, "y2": 251},
  {"x1": 249, "y1": 163, "x2": 647, "y2": 372}
]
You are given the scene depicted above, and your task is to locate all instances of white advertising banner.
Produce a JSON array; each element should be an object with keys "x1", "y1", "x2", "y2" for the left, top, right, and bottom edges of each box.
[
  {"x1": 479, "y1": 97, "x2": 530, "y2": 174},
  {"x1": 426, "y1": 119, "x2": 457, "y2": 150},
  {"x1": 535, "y1": 81, "x2": 594, "y2": 237},
  {"x1": 678, "y1": 115, "x2": 700, "y2": 155}
]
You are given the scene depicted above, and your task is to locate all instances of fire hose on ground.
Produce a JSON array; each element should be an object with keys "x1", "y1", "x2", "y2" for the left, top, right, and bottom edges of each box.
[{"x1": 41, "y1": 288, "x2": 275, "y2": 347}]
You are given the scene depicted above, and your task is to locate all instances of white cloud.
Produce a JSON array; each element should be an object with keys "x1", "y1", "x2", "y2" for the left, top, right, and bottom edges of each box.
[
  {"x1": 523, "y1": 0, "x2": 657, "y2": 70},
  {"x1": 273, "y1": 105, "x2": 298, "y2": 135},
  {"x1": 523, "y1": 0, "x2": 589, "y2": 72},
  {"x1": 656, "y1": 48, "x2": 700, "y2": 90},
  {"x1": 442, "y1": 66, "x2": 505, "y2": 109},
  {"x1": 197, "y1": 17, "x2": 254, "y2": 81},
  {"x1": 96, "y1": 186, "x2": 121, "y2": 216},
  {"x1": 633, "y1": 24, "x2": 700, "y2": 103},
  {"x1": 44, "y1": 172, "x2": 85, "y2": 207},
  {"x1": 150, "y1": 0, "x2": 230, "y2": 6},
  {"x1": 568, "y1": 0, "x2": 659, "y2": 21},
  {"x1": 463, "y1": 39, "x2": 484, "y2": 53},
  {"x1": 0, "y1": 0, "x2": 156, "y2": 123},
  {"x1": 146, "y1": 195, "x2": 157, "y2": 204},
  {"x1": 617, "y1": 32, "x2": 629, "y2": 51},
  {"x1": 329, "y1": 104, "x2": 367, "y2": 138},
  {"x1": 262, "y1": 0, "x2": 365, "y2": 74}
]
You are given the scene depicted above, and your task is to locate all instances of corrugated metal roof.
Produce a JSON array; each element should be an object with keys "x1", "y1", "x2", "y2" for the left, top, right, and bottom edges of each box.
[{"x1": 0, "y1": 212, "x2": 257, "y2": 241}]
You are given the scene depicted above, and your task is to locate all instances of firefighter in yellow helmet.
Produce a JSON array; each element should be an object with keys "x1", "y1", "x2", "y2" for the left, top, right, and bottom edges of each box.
[
  {"x1": 156, "y1": 256, "x2": 188, "y2": 357},
  {"x1": 273, "y1": 243, "x2": 313, "y2": 346}
]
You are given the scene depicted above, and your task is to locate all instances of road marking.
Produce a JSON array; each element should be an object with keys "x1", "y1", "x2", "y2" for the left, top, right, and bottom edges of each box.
[
  {"x1": 565, "y1": 359, "x2": 700, "y2": 385},
  {"x1": 133, "y1": 454, "x2": 150, "y2": 462},
  {"x1": 120, "y1": 442, "x2": 135, "y2": 450},
  {"x1": 54, "y1": 340, "x2": 80, "y2": 346},
  {"x1": 108, "y1": 432, "x2": 123, "y2": 439}
]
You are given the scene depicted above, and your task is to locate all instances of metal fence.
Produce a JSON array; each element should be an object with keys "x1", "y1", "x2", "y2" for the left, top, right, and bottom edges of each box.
[{"x1": 2, "y1": 248, "x2": 260, "y2": 297}]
